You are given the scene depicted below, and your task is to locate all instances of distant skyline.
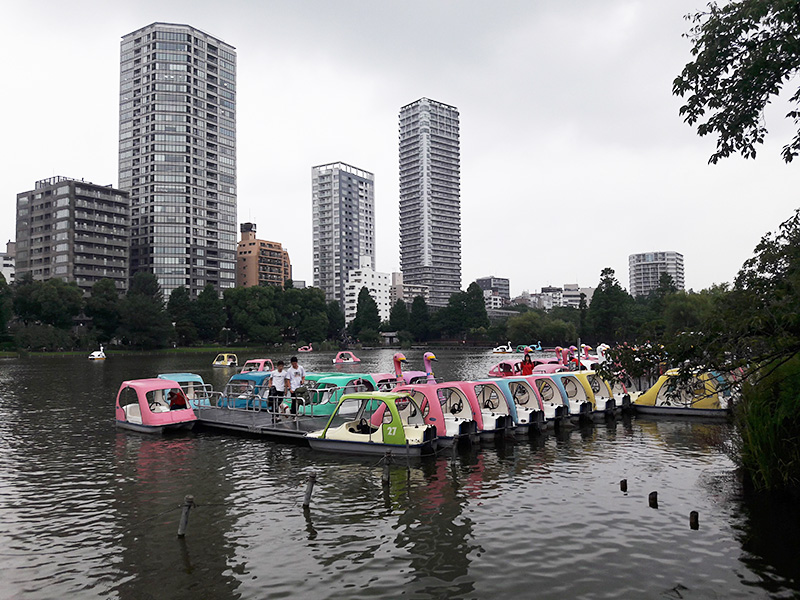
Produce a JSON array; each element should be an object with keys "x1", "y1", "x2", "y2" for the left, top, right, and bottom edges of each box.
[{"x1": 2, "y1": 1, "x2": 799, "y2": 297}]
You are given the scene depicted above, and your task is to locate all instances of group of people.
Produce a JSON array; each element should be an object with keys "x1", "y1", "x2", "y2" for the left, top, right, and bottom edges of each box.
[{"x1": 267, "y1": 356, "x2": 306, "y2": 414}]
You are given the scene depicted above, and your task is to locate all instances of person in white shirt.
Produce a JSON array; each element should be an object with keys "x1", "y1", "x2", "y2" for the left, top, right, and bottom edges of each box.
[
  {"x1": 286, "y1": 356, "x2": 306, "y2": 414},
  {"x1": 268, "y1": 361, "x2": 289, "y2": 412}
]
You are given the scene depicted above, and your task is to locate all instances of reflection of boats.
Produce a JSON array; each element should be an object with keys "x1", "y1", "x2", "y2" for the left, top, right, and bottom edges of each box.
[
  {"x1": 333, "y1": 351, "x2": 361, "y2": 364},
  {"x1": 115, "y1": 378, "x2": 197, "y2": 433},
  {"x1": 635, "y1": 370, "x2": 730, "y2": 417},
  {"x1": 212, "y1": 353, "x2": 238, "y2": 368},
  {"x1": 157, "y1": 372, "x2": 214, "y2": 408},
  {"x1": 88, "y1": 345, "x2": 106, "y2": 361},
  {"x1": 492, "y1": 341, "x2": 513, "y2": 354},
  {"x1": 394, "y1": 383, "x2": 478, "y2": 447},
  {"x1": 240, "y1": 358, "x2": 274, "y2": 373},
  {"x1": 307, "y1": 392, "x2": 437, "y2": 456},
  {"x1": 298, "y1": 343, "x2": 313, "y2": 353}
]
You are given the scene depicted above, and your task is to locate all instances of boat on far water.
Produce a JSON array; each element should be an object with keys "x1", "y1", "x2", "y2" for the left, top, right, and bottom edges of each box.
[
  {"x1": 212, "y1": 353, "x2": 238, "y2": 368},
  {"x1": 333, "y1": 350, "x2": 361, "y2": 364},
  {"x1": 88, "y1": 345, "x2": 106, "y2": 361},
  {"x1": 240, "y1": 358, "x2": 274, "y2": 373},
  {"x1": 298, "y1": 343, "x2": 313, "y2": 353},
  {"x1": 493, "y1": 341, "x2": 513, "y2": 354}
]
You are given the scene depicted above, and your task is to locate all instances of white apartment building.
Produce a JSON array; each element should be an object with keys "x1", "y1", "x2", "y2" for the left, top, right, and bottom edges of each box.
[
  {"x1": 629, "y1": 251, "x2": 685, "y2": 297},
  {"x1": 120, "y1": 22, "x2": 238, "y2": 297},
  {"x1": 1, "y1": 241, "x2": 15, "y2": 284},
  {"x1": 344, "y1": 258, "x2": 391, "y2": 324},
  {"x1": 312, "y1": 162, "x2": 375, "y2": 306}
]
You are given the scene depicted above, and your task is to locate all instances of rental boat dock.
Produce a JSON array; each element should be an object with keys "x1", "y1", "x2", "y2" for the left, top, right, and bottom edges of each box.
[{"x1": 194, "y1": 404, "x2": 329, "y2": 441}]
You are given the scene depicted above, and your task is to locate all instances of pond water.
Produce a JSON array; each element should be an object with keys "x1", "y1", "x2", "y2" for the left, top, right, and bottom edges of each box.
[{"x1": 0, "y1": 348, "x2": 798, "y2": 599}]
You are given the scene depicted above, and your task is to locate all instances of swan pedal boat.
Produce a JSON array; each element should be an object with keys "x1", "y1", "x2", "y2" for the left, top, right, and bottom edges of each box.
[
  {"x1": 306, "y1": 392, "x2": 437, "y2": 456},
  {"x1": 88, "y1": 346, "x2": 106, "y2": 361},
  {"x1": 394, "y1": 383, "x2": 479, "y2": 447},
  {"x1": 634, "y1": 369, "x2": 731, "y2": 417},
  {"x1": 115, "y1": 378, "x2": 197, "y2": 434}
]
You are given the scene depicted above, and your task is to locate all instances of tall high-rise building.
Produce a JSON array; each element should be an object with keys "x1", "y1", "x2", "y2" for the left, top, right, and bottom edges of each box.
[
  {"x1": 15, "y1": 177, "x2": 130, "y2": 295},
  {"x1": 312, "y1": 162, "x2": 375, "y2": 306},
  {"x1": 119, "y1": 22, "x2": 237, "y2": 297},
  {"x1": 399, "y1": 97, "x2": 461, "y2": 307},
  {"x1": 629, "y1": 251, "x2": 685, "y2": 297}
]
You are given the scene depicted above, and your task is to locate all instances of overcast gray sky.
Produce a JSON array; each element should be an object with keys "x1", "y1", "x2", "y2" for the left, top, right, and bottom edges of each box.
[{"x1": 2, "y1": 0, "x2": 798, "y2": 296}]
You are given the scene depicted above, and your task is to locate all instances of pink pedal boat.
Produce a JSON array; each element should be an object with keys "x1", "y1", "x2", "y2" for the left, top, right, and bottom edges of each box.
[
  {"x1": 115, "y1": 378, "x2": 197, "y2": 434},
  {"x1": 333, "y1": 350, "x2": 361, "y2": 364}
]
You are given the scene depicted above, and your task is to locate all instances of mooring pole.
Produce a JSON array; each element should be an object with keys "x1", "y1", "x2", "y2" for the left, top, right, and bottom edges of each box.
[
  {"x1": 382, "y1": 452, "x2": 391, "y2": 487},
  {"x1": 620, "y1": 479, "x2": 627, "y2": 493},
  {"x1": 648, "y1": 491, "x2": 658, "y2": 509},
  {"x1": 303, "y1": 473, "x2": 317, "y2": 508},
  {"x1": 177, "y1": 495, "x2": 195, "y2": 538},
  {"x1": 689, "y1": 511, "x2": 699, "y2": 530}
]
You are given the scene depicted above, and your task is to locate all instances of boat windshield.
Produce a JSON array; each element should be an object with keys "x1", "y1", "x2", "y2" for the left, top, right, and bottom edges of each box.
[
  {"x1": 509, "y1": 381, "x2": 535, "y2": 406},
  {"x1": 473, "y1": 384, "x2": 508, "y2": 414},
  {"x1": 395, "y1": 396, "x2": 427, "y2": 425}
]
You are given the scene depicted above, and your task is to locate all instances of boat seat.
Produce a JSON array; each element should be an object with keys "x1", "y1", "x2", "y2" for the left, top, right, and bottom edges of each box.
[{"x1": 124, "y1": 404, "x2": 142, "y2": 425}]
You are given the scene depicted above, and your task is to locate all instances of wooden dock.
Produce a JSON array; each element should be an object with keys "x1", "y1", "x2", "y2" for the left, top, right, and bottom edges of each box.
[{"x1": 194, "y1": 406, "x2": 329, "y2": 442}]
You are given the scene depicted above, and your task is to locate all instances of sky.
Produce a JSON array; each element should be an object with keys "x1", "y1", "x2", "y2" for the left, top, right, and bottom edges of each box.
[{"x1": 2, "y1": 0, "x2": 799, "y2": 297}]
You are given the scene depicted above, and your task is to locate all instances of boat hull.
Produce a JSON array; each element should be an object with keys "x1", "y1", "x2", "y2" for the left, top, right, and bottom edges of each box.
[
  {"x1": 307, "y1": 437, "x2": 433, "y2": 457},
  {"x1": 115, "y1": 420, "x2": 195, "y2": 434},
  {"x1": 634, "y1": 405, "x2": 730, "y2": 418}
]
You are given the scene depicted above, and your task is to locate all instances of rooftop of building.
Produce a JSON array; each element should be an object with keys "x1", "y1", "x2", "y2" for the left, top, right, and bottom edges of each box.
[
  {"x1": 312, "y1": 162, "x2": 374, "y2": 179},
  {"x1": 400, "y1": 97, "x2": 459, "y2": 112},
  {"x1": 122, "y1": 22, "x2": 236, "y2": 49}
]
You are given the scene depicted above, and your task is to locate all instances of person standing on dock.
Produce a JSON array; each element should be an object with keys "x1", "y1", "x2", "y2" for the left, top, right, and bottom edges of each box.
[
  {"x1": 268, "y1": 360, "x2": 290, "y2": 412},
  {"x1": 287, "y1": 356, "x2": 307, "y2": 414}
]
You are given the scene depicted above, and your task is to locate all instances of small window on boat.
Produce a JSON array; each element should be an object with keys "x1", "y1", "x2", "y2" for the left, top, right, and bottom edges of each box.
[
  {"x1": 538, "y1": 382, "x2": 555, "y2": 401},
  {"x1": 119, "y1": 386, "x2": 138, "y2": 407},
  {"x1": 563, "y1": 378, "x2": 579, "y2": 398},
  {"x1": 382, "y1": 408, "x2": 394, "y2": 425},
  {"x1": 338, "y1": 397, "x2": 361, "y2": 417},
  {"x1": 511, "y1": 382, "x2": 531, "y2": 405}
]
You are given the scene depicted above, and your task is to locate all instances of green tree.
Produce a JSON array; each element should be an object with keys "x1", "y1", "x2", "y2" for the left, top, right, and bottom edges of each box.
[
  {"x1": 118, "y1": 273, "x2": 172, "y2": 349},
  {"x1": 673, "y1": 0, "x2": 800, "y2": 163},
  {"x1": 33, "y1": 279, "x2": 83, "y2": 329},
  {"x1": 85, "y1": 278, "x2": 121, "y2": 342},
  {"x1": 12, "y1": 274, "x2": 43, "y2": 325},
  {"x1": 507, "y1": 310, "x2": 543, "y2": 343},
  {"x1": 349, "y1": 287, "x2": 380, "y2": 338},
  {"x1": 167, "y1": 286, "x2": 198, "y2": 346},
  {"x1": 224, "y1": 286, "x2": 280, "y2": 345},
  {"x1": 326, "y1": 300, "x2": 345, "y2": 340},
  {"x1": 192, "y1": 284, "x2": 225, "y2": 342},
  {"x1": 587, "y1": 268, "x2": 634, "y2": 343},
  {"x1": 0, "y1": 273, "x2": 13, "y2": 336},
  {"x1": 389, "y1": 299, "x2": 409, "y2": 332},
  {"x1": 409, "y1": 295, "x2": 431, "y2": 342}
]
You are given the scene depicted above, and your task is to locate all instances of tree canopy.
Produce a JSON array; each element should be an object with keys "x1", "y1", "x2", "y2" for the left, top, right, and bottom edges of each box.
[{"x1": 673, "y1": 0, "x2": 800, "y2": 163}]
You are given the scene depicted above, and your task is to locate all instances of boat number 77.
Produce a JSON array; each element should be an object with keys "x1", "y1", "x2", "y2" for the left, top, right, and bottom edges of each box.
[{"x1": 386, "y1": 426, "x2": 397, "y2": 436}]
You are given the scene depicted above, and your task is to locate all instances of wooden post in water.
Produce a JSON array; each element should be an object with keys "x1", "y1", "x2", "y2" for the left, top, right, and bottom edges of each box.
[
  {"x1": 177, "y1": 495, "x2": 194, "y2": 538},
  {"x1": 648, "y1": 491, "x2": 658, "y2": 509},
  {"x1": 689, "y1": 511, "x2": 699, "y2": 530},
  {"x1": 620, "y1": 479, "x2": 627, "y2": 493},
  {"x1": 382, "y1": 452, "x2": 391, "y2": 487},
  {"x1": 303, "y1": 473, "x2": 317, "y2": 507}
]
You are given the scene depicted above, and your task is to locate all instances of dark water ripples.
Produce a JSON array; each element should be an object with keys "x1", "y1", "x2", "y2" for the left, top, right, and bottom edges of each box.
[{"x1": 0, "y1": 351, "x2": 797, "y2": 598}]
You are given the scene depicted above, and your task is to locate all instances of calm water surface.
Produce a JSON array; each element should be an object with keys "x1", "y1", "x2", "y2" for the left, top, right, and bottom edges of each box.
[{"x1": 0, "y1": 348, "x2": 798, "y2": 599}]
